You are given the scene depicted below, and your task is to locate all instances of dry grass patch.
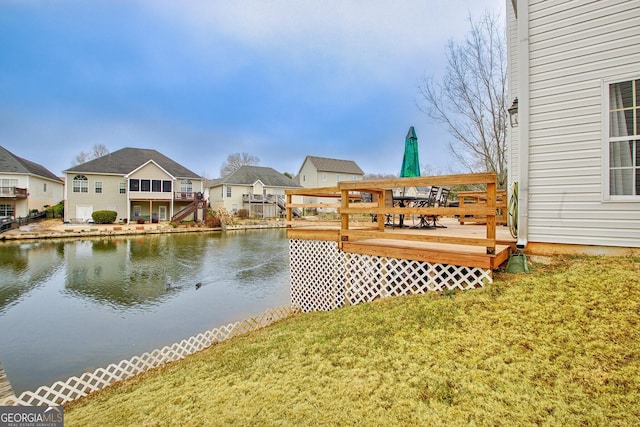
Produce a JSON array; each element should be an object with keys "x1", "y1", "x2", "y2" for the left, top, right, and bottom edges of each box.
[{"x1": 65, "y1": 256, "x2": 640, "y2": 426}]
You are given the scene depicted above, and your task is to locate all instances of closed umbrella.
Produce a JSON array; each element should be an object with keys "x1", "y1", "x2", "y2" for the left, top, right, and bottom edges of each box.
[
  {"x1": 397, "y1": 126, "x2": 420, "y2": 227},
  {"x1": 400, "y1": 126, "x2": 420, "y2": 177}
]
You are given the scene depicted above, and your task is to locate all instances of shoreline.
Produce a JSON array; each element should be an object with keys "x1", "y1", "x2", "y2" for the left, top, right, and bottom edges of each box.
[{"x1": 0, "y1": 220, "x2": 287, "y2": 241}]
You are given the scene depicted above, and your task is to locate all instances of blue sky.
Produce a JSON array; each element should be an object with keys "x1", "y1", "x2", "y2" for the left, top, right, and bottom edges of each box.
[{"x1": 0, "y1": 0, "x2": 504, "y2": 178}]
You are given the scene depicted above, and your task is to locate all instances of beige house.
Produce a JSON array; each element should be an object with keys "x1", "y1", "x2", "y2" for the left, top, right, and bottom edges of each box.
[
  {"x1": 208, "y1": 165, "x2": 301, "y2": 218},
  {"x1": 64, "y1": 148, "x2": 204, "y2": 223},
  {"x1": 0, "y1": 145, "x2": 64, "y2": 218},
  {"x1": 295, "y1": 156, "x2": 364, "y2": 211}
]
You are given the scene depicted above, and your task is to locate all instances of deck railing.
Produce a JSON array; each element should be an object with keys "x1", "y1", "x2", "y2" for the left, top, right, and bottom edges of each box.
[
  {"x1": 173, "y1": 191, "x2": 202, "y2": 201},
  {"x1": 0, "y1": 187, "x2": 27, "y2": 198},
  {"x1": 285, "y1": 172, "x2": 498, "y2": 255}
]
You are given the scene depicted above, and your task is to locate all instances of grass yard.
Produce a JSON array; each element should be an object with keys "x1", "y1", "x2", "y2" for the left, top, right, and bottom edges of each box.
[{"x1": 65, "y1": 256, "x2": 640, "y2": 426}]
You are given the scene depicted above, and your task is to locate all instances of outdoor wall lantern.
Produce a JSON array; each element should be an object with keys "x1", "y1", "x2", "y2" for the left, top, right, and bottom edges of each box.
[{"x1": 508, "y1": 97, "x2": 519, "y2": 128}]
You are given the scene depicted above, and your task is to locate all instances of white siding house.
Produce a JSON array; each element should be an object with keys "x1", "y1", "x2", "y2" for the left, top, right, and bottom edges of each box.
[
  {"x1": 508, "y1": 0, "x2": 640, "y2": 250},
  {"x1": 0, "y1": 145, "x2": 64, "y2": 218}
]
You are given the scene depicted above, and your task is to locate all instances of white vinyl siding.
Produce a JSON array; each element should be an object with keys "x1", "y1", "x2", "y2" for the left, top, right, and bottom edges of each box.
[{"x1": 516, "y1": 0, "x2": 640, "y2": 247}]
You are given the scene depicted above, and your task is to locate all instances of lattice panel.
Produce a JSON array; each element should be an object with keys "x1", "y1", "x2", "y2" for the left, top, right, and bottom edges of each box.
[
  {"x1": 0, "y1": 305, "x2": 295, "y2": 407},
  {"x1": 291, "y1": 239, "x2": 492, "y2": 311},
  {"x1": 290, "y1": 239, "x2": 345, "y2": 312}
]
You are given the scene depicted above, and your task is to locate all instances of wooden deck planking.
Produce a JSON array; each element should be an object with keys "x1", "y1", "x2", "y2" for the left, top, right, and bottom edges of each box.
[
  {"x1": 287, "y1": 217, "x2": 515, "y2": 270},
  {"x1": 0, "y1": 361, "x2": 15, "y2": 401}
]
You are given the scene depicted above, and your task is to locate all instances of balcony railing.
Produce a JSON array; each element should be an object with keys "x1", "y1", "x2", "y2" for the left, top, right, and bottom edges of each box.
[
  {"x1": 0, "y1": 187, "x2": 27, "y2": 198},
  {"x1": 242, "y1": 194, "x2": 277, "y2": 203},
  {"x1": 173, "y1": 192, "x2": 203, "y2": 201}
]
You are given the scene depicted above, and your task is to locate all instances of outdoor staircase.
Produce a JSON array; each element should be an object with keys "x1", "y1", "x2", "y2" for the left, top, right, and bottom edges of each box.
[{"x1": 171, "y1": 200, "x2": 207, "y2": 223}]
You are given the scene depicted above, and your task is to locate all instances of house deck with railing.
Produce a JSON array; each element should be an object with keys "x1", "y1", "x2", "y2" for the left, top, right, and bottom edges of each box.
[{"x1": 284, "y1": 173, "x2": 515, "y2": 312}]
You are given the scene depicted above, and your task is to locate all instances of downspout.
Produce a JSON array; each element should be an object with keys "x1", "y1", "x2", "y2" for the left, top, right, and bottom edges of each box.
[
  {"x1": 516, "y1": 0, "x2": 530, "y2": 250},
  {"x1": 126, "y1": 177, "x2": 131, "y2": 222}
]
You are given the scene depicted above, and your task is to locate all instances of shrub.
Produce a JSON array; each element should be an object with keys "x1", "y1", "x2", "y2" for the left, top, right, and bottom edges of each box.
[
  {"x1": 237, "y1": 209, "x2": 249, "y2": 218},
  {"x1": 204, "y1": 211, "x2": 222, "y2": 228},
  {"x1": 92, "y1": 210, "x2": 117, "y2": 224},
  {"x1": 46, "y1": 202, "x2": 64, "y2": 218}
]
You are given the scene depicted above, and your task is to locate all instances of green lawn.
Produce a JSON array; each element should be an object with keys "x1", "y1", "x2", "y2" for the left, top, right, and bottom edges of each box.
[{"x1": 65, "y1": 256, "x2": 640, "y2": 426}]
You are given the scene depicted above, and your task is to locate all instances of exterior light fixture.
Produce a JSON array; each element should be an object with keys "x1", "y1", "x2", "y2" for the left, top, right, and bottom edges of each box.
[{"x1": 508, "y1": 98, "x2": 519, "y2": 128}]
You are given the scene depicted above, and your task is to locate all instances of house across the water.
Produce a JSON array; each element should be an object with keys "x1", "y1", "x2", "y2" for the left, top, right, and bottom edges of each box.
[
  {"x1": 208, "y1": 165, "x2": 301, "y2": 218},
  {"x1": 0, "y1": 145, "x2": 64, "y2": 219},
  {"x1": 64, "y1": 147, "x2": 205, "y2": 224}
]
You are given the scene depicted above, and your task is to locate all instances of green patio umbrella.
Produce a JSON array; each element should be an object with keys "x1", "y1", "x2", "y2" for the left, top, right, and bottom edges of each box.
[{"x1": 400, "y1": 126, "x2": 420, "y2": 177}]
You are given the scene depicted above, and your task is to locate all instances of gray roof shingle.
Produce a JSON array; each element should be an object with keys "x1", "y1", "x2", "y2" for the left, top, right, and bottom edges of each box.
[
  {"x1": 302, "y1": 156, "x2": 364, "y2": 175},
  {"x1": 215, "y1": 166, "x2": 301, "y2": 188},
  {"x1": 64, "y1": 147, "x2": 201, "y2": 179},
  {"x1": 0, "y1": 146, "x2": 63, "y2": 182}
]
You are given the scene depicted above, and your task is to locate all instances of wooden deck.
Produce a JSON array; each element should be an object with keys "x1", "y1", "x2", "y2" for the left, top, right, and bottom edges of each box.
[
  {"x1": 285, "y1": 173, "x2": 515, "y2": 271},
  {"x1": 0, "y1": 361, "x2": 15, "y2": 401},
  {"x1": 287, "y1": 217, "x2": 514, "y2": 270}
]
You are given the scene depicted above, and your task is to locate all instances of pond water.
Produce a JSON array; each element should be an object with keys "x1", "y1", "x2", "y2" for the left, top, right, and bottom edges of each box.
[{"x1": 0, "y1": 229, "x2": 290, "y2": 394}]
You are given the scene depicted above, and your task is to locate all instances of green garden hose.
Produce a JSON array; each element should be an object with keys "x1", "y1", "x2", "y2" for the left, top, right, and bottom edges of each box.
[{"x1": 507, "y1": 182, "x2": 518, "y2": 239}]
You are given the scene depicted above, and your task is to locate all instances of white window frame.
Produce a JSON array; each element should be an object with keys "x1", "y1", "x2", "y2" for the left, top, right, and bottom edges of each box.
[
  {"x1": 119, "y1": 182, "x2": 126, "y2": 194},
  {"x1": 602, "y1": 75, "x2": 640, "y2": 201},
  {"x1": 95, "y1": 181, "x2": 103, "y2": 194},
  {"x1": 73, "y1": 175, "x2": 88, "y2": 193}
]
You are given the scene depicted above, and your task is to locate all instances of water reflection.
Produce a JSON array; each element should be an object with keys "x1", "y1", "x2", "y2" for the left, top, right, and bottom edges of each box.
[
  {"x1": 0, "y1": 229, "x2": 290, "y2": 393},
  {"x1": 0, "y1": 242, "x2": 65, "y2": 314}
]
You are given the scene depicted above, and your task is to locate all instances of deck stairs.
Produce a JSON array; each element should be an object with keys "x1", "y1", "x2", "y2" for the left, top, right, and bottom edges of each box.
[{"x1": 171, "y1": 200, "x2": 207, "y2": 222}]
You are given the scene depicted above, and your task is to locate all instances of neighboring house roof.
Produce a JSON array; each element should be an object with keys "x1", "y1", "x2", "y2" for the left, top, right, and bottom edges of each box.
[
  {"x1": 64, "y1": 147, "x2": 201, "y2": 179},
  {"x1": 300, "y1": 156, "x2": 364, "y2": 175},
  {"x1": 212, "y1": 166, "x2": 301, "y2": 188},
  {"x1": 0, "y1": 145, "x2": 63, "y2": 182}
]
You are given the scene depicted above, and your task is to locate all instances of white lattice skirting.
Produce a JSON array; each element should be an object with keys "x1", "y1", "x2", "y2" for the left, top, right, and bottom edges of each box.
[
  {"x1": 290, "y1": 239, "x2": 492, "y2": 312},
  {"x1": 0, "y1": 305, "x2": 295, "y2": 407}
]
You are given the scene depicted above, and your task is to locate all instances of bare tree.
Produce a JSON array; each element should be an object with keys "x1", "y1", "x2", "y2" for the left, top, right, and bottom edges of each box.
[
  {"x1": 220, "y1": 152, "x2": 260, "y2": 177},
  {"x1": 72, "y1": 144, "x2": 110, "y2": 166},
  {"x1": 418, "y1": 10, "x2": 508, "y2": 188}
]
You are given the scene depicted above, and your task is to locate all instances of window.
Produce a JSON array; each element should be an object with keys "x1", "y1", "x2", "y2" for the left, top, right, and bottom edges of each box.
[
  {"x1": 608, "y1": 78, "x2": 640, "y2": 196},
  {"x1": 152, "y1": 180, "x2": 162, "y2": 192},
  {"x1": 129, "y1": 179, "x2": 139, "y2": 191},
  {"x1": 133, "y1": 205, "x2": 141, "y2": 218},
  {"x1": 141, "y1": 180, "x2": 151, "y2": 192},
  {"x1": 1, "y1": 179, "x2": 18, "y2": 195},
  {"x1": 73, "y1": 175, "x2": 88, "y2": 193},
  {"x1": 162, "y1": 180, "x2": 172, "y2": 192},
  {"x1": 336, "y1": 175, "x2": 340, "y2": 182},
  {"x1": 180, "y1": 180, "x2": 193, "y2": 193},
  {"x1": 95, "y1": 181, "x2": 102, "y2": 194},
  {"x1": 322, "y1": 173, "x2": 327, "y2": 181},
  {"x1": 226, "y1": 186, "x2": 232, "y2": 197},
  {"x1": 43, "y1": 183, "x2": 47, "y2": 192},
  {"x1": 0, "y1": 204, "x2": 14, "y2": 217},
  {"x1": 119, "y1": 182, "x2": 126, "y2": 194}
]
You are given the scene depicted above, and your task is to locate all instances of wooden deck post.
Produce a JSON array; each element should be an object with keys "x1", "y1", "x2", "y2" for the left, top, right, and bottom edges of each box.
[
  {"x1": 341, "y1": 189, "x2": 350, "y2": 236},
  {"x1": 377, "y1": 190, "x2": 385, "y2": 231},
  {"x1": 486, "y1": 181, "x2": 497, "y2": 254}
]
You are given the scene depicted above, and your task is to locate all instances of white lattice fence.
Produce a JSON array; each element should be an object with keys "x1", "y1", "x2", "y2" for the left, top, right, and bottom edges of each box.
[
  {"x1": 0, "y1": 305, "x2": 295, "y2": 407},
  {"x1": 290, "y1": 239, "x2": 492, "y2": 312},
  {"x1": 290, "y1": 239, "x2": 345, "y2": 311}
]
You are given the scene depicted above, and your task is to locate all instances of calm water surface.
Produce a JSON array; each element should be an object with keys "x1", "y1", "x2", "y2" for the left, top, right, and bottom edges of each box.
[{"x1": 0, "y1": 229, "x2": 290, "y2": 393}]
